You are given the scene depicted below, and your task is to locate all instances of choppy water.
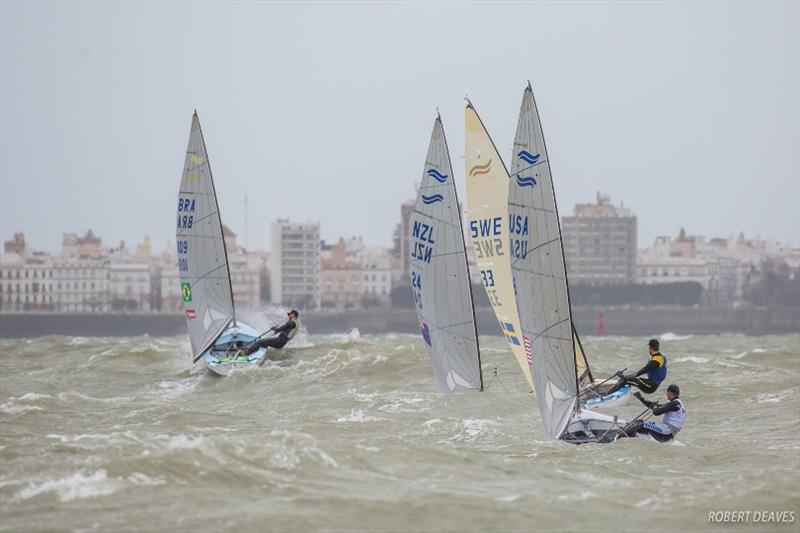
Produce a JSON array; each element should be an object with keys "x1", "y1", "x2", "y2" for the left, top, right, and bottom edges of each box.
[{"x1": 1, "y1": 330, "x2": 798, "y2": 532}]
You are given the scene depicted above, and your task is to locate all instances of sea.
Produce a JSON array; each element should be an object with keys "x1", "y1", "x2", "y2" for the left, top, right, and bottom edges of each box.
[{"x1": 1, "y1": 329, "x2": 798, "y2": 532}]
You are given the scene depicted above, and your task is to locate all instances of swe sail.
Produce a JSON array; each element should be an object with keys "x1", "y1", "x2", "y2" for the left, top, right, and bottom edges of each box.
[
  {"x1": 465, "y1": 101, "x2": 534, "y2": 390},
  {"x1": 410, "y1": 114, "x2": 483, "y2": 392}
]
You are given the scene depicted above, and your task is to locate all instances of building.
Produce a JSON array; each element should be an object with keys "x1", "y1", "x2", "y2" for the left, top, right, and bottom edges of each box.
[
  {"x1": 270, "y1": 219, "x2": 321, "y2": 309},
  {"x1": 360, "y1": 246, "x2": 392, "y2": 305},
  {"x1": 398, "y1": 198, "x2": 416, "y2": 277},
  {"x1": 320, "y1": 238, "x2": 363, "y2": 310},
  {"x1": 0, "y1": 252, "x2": 55, "y2": 311},
  {"x1": 4, "y1": 232, "x2": 25, "y2": 255},
  {"x1": 562, "y1": 193, "x2": 637, "y2": 285},
  {"x1": 109, "y1": 262, "x2": 151, "y2": 311},
  {"x1": 52, "y1": 257, "x2": 110, "y2": 312}
]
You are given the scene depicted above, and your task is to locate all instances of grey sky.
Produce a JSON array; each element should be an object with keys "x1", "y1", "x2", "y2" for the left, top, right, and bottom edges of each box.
[{"x1": 2, "y1": 1, "x2": 798, "y2": 254}]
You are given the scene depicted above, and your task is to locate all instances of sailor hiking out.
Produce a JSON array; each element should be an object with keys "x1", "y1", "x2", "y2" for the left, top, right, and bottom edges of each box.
[
  {"x1": 608, "y1": 338, "x2": 667, "y2": 395},
  {"x1": 244, "y1": 309, "x2": 300, "y2": 354},
  {"x1": 621, "y1": 384, "x2": 686, "y2": 443}
]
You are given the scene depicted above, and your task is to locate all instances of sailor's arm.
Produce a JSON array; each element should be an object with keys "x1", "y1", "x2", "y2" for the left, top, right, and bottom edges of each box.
[
  {"x1": 272, "y1": 320, "x2": 293, "y2": 334},
  {"x1": 652, "y1": 399, "x2": 681, "y2": 416}
]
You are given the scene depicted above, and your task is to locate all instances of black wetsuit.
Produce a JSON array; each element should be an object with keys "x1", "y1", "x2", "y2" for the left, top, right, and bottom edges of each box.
[
  {"x1": 622, "y1": 399, "x2": 683, "y2": 442},
  {"x1": 608, "y1": 352, "x2": 667, "y2": 394},
  {"x1": 247, "y1": 319, "x2": 297, "y2": 352}
]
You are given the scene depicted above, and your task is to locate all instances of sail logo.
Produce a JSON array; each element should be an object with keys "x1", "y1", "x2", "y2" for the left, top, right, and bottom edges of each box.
[
  {"x1": 421, "y1": 194, "x2": 444, "y2": 205},
  {"x1": 426, "y1": 169, "x2": 448, "y2": 183},
  {"x1": 189, "y1": 154, "x2": 205, "y2": 165},
  {"x1": 186, "y1": 173, "x2": 203, "y2": 182},
  {"x1": 499, "y1": 321, "x2": 521, "y2": 346},
  {"x1": 523, "y1": 336, "x2": 533, "y2": 365},
  {"x1": 419, "y1": 320, "x2": 432, "y2": 347},
  {"x1": 185, "y1": 309, "x2": 196, "y2": 319},
  {"x1": 469, "y1": 159, "x2": 492, "y2": 177},
  {"x1": 181, "y1": 282, "x2": 192, "y2": 302},
  {"x1": 517, "y1": 150, "x2": 540, "y2": 164},
  {"x1": 516, "y1": 175, "x2": 538, "y2": 188}
]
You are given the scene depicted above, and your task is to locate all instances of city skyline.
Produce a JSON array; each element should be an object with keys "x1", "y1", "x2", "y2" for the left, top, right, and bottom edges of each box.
[{"x1": 2, "y1": 2, "x2": 798, "y2": 255}]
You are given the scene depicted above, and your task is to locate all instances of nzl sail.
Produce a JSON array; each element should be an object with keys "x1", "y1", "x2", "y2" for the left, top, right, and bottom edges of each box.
[
  {"x1": 465, "y1": 102, "x2": 534, "y2": 390},
  {"x1": 410, "y1": 115, "x2": 483, "y2": 392},
  {"x1": 509, "y1": 84, "x2": 587, "y2": 439},
  {"x1": 177, "y1": 112, "x2": 235, "y2": 361}
]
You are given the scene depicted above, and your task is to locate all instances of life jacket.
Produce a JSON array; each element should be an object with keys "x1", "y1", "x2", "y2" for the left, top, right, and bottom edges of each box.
[
  {"x1": 647, "y1": 352, "x2": 668, "y2": 385},
  {"x1": 662, "y1": 398, "x2": 686, "y2": 433},
  {"x1": 286, "y1": 320, "x2": 300, "y2": 340}
]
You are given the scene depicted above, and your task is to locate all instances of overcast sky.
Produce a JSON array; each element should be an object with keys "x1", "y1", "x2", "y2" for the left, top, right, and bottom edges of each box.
[{"x1": 2, "y1": 1, "x2": 798, "y2": 254}]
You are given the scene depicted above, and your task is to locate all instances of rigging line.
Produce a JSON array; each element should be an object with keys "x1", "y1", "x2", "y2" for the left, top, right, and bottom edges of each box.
[
  {"x1": 178, "y1": 191, "x2": 214, "y2": 196},
  {"x1": 513, "y1": 159, "x2": 548, "y2": 174},
  {"x1": 507, "y1": 201, "x2": 555, "y2": 214},
  {"x1": 191, "y1": 210, "x2": 220, "y2": 225},
  {"x1": 189, "y1": 264, "x2": 228, "y2": 284}
]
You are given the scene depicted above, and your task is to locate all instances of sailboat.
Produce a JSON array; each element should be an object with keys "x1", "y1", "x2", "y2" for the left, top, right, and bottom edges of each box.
[
  {"x1": 410, "y1": 114, "x2": 483, "y2": 393},
  {"x1": 508, "y1": 84, "x2": 629, "y2": 443},
  {"x1": 176, "y1": 112, "x2": 268, "y2": 376},
  {"x1": 465, "y1": 101, "x2": 535, "y2": 391}
]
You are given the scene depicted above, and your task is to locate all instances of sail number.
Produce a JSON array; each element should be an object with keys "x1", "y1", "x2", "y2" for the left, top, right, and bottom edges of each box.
[
  {"x1": 411, "y1": 271, "x2": 423, "y2": 309},
  {"x1": 178, "y1": 258, "x2": 189, "y2": 273},
  {"x1": 177, "y1": 197, "x2": 196, "y2": 230},
  {"x1": 411, "y1": 220, "x2": 435, "y2": 264},
  {"x1": 480, "y1": 269, "x2": 495, "y2": 287},
  {"x1": 177, "y1": 240, "x2": 189, "y2": 254}
]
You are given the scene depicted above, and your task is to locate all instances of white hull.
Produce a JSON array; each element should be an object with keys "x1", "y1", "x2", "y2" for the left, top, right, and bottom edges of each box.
[{"x1": 561, "y1": 409, "x2": 629, "y2": 444}]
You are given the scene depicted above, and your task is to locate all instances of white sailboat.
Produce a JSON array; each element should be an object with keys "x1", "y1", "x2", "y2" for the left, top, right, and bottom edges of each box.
[
  {"x1": 507, "y1": 84, "x2": 629, "y2": 443},
  {"x1": 465, "y1": 101, "x2": 535, "y2": 391},
  {"x1": 410, "y1": 114, "x2": 483, "y2": 393},
  {"x1": 176, "y1": 112, "x2": 268, "y2": 376}
]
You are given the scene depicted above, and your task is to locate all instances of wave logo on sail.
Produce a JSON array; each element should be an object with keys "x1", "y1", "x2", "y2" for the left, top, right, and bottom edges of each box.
[
  {"x1": 421, "y1": 194, "x2": 444, "y2": 205},
  {"x1": 469, "y1": 159, "x2": 492, "y2": 177},
  {"x1": 516, "y1": 175, "x2": 538, "y2": 188},
  {"x1": 426, "y1": 169, "x2": 448, "y2": 183},
  {"x1": 517, "y1": 150, "x2": 540, "y2": 164}
]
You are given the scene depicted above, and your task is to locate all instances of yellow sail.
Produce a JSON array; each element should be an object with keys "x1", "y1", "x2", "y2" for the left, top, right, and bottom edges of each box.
[{"x1": 465, "y1": 103, "x2": 534, "y2": 389}]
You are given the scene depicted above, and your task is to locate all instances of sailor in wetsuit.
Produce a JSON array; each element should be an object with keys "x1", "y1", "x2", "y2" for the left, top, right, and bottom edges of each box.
[
  {"x1": 244, "y1": 309, "x2": 300, "y2": 354},
  {"x1": 622, "y1": 384, "x2": 686, "y2": 442},
  {"x1": 607, "y1": 338, "x2": 667, "y2": 395}
]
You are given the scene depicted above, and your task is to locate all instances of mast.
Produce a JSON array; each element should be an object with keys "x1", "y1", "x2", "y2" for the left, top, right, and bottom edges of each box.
[
  {"x1": 439, "y1": 111, "x2": 484, "y2": 391},
  {"x1": 195, "y1": 111, "x2": 237, "y2": 326}
]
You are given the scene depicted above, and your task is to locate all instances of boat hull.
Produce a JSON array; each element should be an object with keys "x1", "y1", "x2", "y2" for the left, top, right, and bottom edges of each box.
[
  {"x1": 199, "y1": 322, "x2": 268, "y2": 376},
  {"x1": 560, "y1": 409, "x2": 629, "y2": 445},
  {"x1": 581, "y1": 379, "x2": 632, "y2": 410}
]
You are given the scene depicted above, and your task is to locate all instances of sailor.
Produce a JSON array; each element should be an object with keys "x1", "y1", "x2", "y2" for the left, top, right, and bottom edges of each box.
[
  {"x1": 244, "y1": 309, "x2": 300, "y2": 354},
  {"x1": 607, "y1": 338, "x2": 667, "y2": 395},
  {"x1": 622, "y1": 385, "x2": 686, "y2": 442}
]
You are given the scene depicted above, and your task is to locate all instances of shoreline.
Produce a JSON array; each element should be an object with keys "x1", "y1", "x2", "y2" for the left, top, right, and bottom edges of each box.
[{"x1": 1, "y1": 306, "x2": 798, "y2": 338}]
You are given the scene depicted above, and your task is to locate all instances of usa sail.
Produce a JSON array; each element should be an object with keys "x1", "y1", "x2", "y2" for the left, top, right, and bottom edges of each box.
[
  {"x1": 410, "y1": 115, "x2": 483, "y2": 392},
  {"x1": 177, "y1": 112, "x2": 236, "y2": 359},
  {"x1": 465, "y1": 102, "x2": 534, "y2": 390},
  {"x1": 509, "y1": 84, "x2": 629, "y2": 442}
]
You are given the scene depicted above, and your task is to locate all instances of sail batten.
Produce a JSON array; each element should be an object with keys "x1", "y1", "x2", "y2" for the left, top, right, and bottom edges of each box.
[
  {"x1": 411, "y1": 116, "x2": 483, "y2": 393},
  {"x1": 465, "y1": 103, "x2": 534, "y2": 390},
  {"x1": 177, "y1": 113, "x2": 236, "y2": 360}
]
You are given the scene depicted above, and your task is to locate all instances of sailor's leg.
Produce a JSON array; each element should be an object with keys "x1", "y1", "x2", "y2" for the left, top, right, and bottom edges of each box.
[
  {"x1": 629, "y1": 377, "x2": 658, "y2": 394},
  {"x1": 606, "y1": 378, "x2": 628, "y2": 395},
  {"x1": 637, "y1": 420, "x2": 674, "y2": 442}
]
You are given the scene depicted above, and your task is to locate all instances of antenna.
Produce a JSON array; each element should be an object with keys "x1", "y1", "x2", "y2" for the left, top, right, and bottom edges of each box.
[{"x1": 244, "y1": 193, "x2": 249, "y2": 251}]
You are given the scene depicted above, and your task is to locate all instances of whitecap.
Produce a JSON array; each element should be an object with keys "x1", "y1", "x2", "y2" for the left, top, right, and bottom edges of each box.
[
  {"x1": 15, "y1": 469, "x2": 118, "y2": 503},
  {"x1": 335, "y1": 409, "x2": 382, "y2": 423},
  {"x1": 659, "y1": 333, "x2": 693, "y2": 341}
]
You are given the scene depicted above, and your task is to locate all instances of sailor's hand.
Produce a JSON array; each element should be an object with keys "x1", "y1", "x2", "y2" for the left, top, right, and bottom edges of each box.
[{"x1": 633, "y1": 391, "x2": 643, "y2": 400}]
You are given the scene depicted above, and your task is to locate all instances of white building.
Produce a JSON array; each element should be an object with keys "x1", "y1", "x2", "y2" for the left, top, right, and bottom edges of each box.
[
  {"x1": 229, "y1": 251, "x2": 263, "y2": 310},
  {"x1": 52, "y1": 258, "x2": 110, "y2": 312},
  {"x1": 0, "y1": 252, "x2": 55, "y2": 311},
  {"x1": 270, "y1": 219, "x2": 321, "y2": 309},
  {"x1": 109, "y1": 262, "x2": 151, "y2": 311},
  {"x1": 360, "y1": 246, "x2": 392, "y2": 302}
]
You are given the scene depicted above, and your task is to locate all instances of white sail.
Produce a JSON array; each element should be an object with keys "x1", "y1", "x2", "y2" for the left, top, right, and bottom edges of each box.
[
  {"x1": 508, "y1": 85, "x2": 578, "y2": 438},
  {"x1": 465, "y1": 102, "x2": 534, "y2": 390},
  {"x1": 177, "y1": 112, "x2": 235, "y2": 360},
  {"x1": 410, "y1": 115, "x2": 483, "y2": 393}
]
